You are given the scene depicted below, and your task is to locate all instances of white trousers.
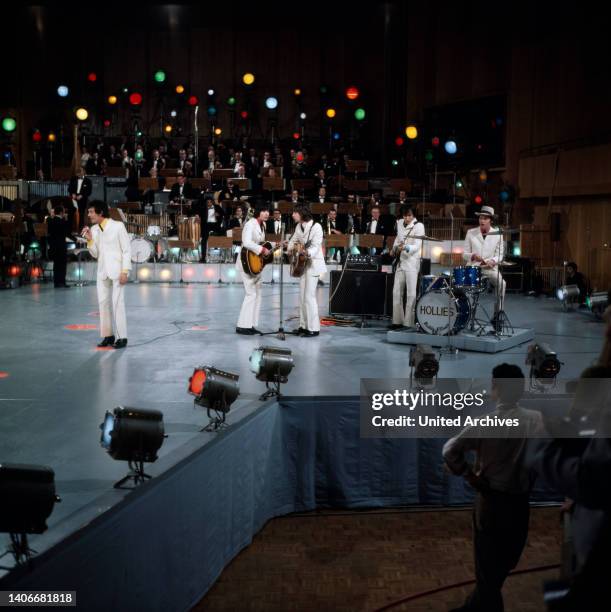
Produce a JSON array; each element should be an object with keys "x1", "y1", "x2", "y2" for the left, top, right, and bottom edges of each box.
[
  {"x1": 97, "y1": 277, "x2": 127, "y2": 339},
  {"x1": 237, "y1": 261, "x2": 262, "y2": 329},
  {"x1": 482, "y1": 268, "x2": 506, "y2": 311},
  {"x1": 393, "y1": 267, "x2": 419, "y2": 326},
  {"x1": 299, "y1": 272, "x2": 321, "y2": 332}
]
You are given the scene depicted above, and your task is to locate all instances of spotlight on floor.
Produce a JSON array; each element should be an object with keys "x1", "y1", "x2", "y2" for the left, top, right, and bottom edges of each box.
[
  {"x1": 249, "y1": 346, "x2": 295, "y2": 400},
  {"x1": 409, "y1": 344, "x2": 439, "y2": 387},
  {"x1": 526, "y1": 342, "x2": 561, "y2": 388},
  {"x1": 586, "y1": 292, "x2": 609, "y2": 318},
  {"x1": 556, "y1": 284, "x2": 580, "y2": 311},
  {"x1": 188, "y1": 366, "x2": 240, "y2": 431},
  {"x1": 0, "y1": 463, "x2": 61, "y2": 566},
  {"x1": 100, "y1": 407, "x2": 165, "y2": 489}
]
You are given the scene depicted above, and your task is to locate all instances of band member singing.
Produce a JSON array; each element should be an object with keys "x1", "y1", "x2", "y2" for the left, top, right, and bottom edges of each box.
[
  {"x1": 288, "y1": 206, "x2": 327, "y2": 337},
  {"x1": 83, "y1": 202, "x2": 132, "y2": 349},
  {"x1": 236, "y1": 205, "x2": 271, "y2": 335},
  {"x1": 463, "y1": 205, "x2": 506, "y2": 324},
  {"x1": 390, "y1": 206, "x2": 425, "y2": 330}
]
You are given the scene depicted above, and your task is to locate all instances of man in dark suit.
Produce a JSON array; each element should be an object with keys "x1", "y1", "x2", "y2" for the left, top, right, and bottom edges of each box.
[
  {"x1": 68, "y1": 167, "x2": 92, "y2": 229},
  {"x1": 363, "y1": 205, "x2": 388, "y2": 255},
  {"x1": 265, "y1": 209, "x2": 285, "y2": 236},
  {"x1": 193, "y1": 196, "x2": 224, "y2": 263},
  {"x1": 46, "y1": 204, "x2": 71, "y2": 287},
  {"x1": 323, "y1": 208, "x2": 347, "y2": 262},
  {"x1": 219, "y1": 179, "x2": 240, "y2": 202},
  {"x1": 169, "y1": 173, "x2": 197, "y2": 203},
  {"x1": 227, "y1": 205, "x2": 245, "y2": 230}
]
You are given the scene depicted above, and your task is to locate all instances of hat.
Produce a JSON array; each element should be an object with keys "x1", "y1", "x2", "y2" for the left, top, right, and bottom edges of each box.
[{"x1": 475, "y1": 205, "x2": 495, "y2": 218}]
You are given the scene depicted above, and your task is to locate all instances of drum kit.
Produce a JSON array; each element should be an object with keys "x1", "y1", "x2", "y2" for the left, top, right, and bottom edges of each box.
[{"x1": 129, "y1": 218, "x2": 201, "y2": 264}]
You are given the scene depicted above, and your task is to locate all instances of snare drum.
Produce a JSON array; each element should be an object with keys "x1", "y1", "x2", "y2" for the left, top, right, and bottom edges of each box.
[
  {"x1": 452, "y1": 266, "x2": 467, "y2": 287},
  {"x1": 416, "y1": 290, "x2": 471, "y2": 335},
  {"x1": 147, "y1": 225, "x2": 161, "y2": 238},
  {"x1": 130, "y1": 237, "x2": 153, "y2": 263}
]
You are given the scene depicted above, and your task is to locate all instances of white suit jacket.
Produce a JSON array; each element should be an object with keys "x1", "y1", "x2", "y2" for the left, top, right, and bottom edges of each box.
[
  {"x1": 87, "y1": 219, "x2": 132, "y2": 280},
  {"x1": 240, "y1": 218, "x2": 266, "y2": 256},
  {"x1": 393, "y1": 219, "x2": 425, "y2": 271},
  {"x1": 463, "y1": 227, "x2": 504, "y2": 267},
  {"x1": 289, "y1": 220, "x2": 327, "y2": 275}
]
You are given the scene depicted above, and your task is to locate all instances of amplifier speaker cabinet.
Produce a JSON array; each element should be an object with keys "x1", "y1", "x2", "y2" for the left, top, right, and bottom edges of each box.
[{"x1": 329, "y1": 270, "x2": 392, "y2": 317}]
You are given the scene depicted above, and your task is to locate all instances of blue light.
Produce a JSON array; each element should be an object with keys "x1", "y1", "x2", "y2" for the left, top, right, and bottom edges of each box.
[
  {"x1": 249, "y1": 349, "x2": 263, "y2": 374},
  {"x1": 333, "y1": 132, "x2": 340, "y2": 140},
  {"x1": 100, "y1": 412, "x2": 115, "y2": 449},
  {"x1": 499, "y1": 190, "x2": 509, "y2": 202},
  {"x1": 444, "y1": 140, "x2": 457, "y2": 155},
  {"x1": 57, "y1": 85, "x2": 69, "y2": 98},
  {"x1": 513, "y1": 244, "x2": 521, "y2": 257},
  {"x1": 207, "y1": 106, "x2": 217, "y2": 116},
  {"x1": 265, "y1": 97, "x2": 278, "y2": 110}
]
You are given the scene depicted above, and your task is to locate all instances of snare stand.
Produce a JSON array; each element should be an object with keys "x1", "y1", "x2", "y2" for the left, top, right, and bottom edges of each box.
[{"x1": 439, "y1": 212, "x2": 458, "y2": 355}]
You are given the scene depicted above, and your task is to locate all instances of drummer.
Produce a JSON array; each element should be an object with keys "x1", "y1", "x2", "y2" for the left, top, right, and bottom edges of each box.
[{"x1": 463, "y1": 205, "x2": 506, "y2": 319}]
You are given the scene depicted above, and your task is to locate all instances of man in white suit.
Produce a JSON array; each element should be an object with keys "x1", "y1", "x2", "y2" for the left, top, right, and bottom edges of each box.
[
  {"x1": 463, "y1": 205, "x2": 506, "y2": 321},
  {"x1": 390, "y1": 206, "x2": 425, "y2": 330},
  {"x1": 288, "y1": 205, "x2": 327, "y2": 337},
  {"x1": 83, "y1": 202, "x2": 132, "y2": 349},
  {"x1": 236, "y1": 206, "x2": 271, "y2": 335}
]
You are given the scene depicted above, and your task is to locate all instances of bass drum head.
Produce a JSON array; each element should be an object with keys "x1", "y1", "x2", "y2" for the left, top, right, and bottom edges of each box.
[
  {"x1": 130, "y1": 238, "x2": 153, "y2": 263},
  {"x1": 416, "y1": 290, "x2": 471, "y2": 335}
]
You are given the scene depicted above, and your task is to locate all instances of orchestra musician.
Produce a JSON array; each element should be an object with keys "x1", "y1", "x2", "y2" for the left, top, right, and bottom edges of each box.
[
  {"x1": 169, "y1": 173, "x2": 196, "y2": 203},
  {"x1": 194, "y1": 196, "x2": 224, "y2": 263},
  {"x1": 68, "y1": 167, "x2": 92, "y2": 229},
  {"x1": 236, "y1": 205, "x2": 271, "y2": 335},
  {"x1": 266, "y1": 209, "x2": 284, "y2": 236},
  {"x1": 390, "y1": 206, "x2": 425, "y2": 330},
  {"x1": 324, "y1": 208, "x2": 346, "y2": 262}
]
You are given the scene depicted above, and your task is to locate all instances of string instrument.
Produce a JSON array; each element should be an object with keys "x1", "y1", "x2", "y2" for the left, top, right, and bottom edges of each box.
[
  {"x1": 241, "y1": 241, "x2": 278, "y2": 276},
  {"x1": 289, "y1": 242, "x2": 310, "y2": 278}
]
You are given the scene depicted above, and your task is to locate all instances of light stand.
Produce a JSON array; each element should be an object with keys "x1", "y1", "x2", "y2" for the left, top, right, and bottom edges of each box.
[
  {"x1": 114, "y1": 458, "x2": 152, "y2": 489},
  {"x1": 202, "y1": 392, "x2": 229, "y2": 432},
  {"x1": 0, "y1": 534, "x2": 37, "y2": 570}
]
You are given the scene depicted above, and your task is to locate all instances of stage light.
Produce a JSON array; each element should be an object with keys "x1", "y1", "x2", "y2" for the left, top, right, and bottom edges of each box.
[
  {"x1": 320, "y1": 85, "x2": 328, "y2": 94},
  {"x1": 159, "y1": 268, "x2": 172, "y2": 280},
  {"x1": 395, "y1": 137, "x2": 404, "y2": 146},
  {"x1": 188, "y1": 365, "x2": 240, "y2": 430},
  {"x1": 122, "y1": 87, "x2": 129, "y2": 93},
  {"x1": 57, "y1": 85, "x2": 69, "y2": 98},
  {"x1": 103, "y1": 120, "x2": 111, "y2": 128},
  {"x1": 265, "y1": 97, "x2": 278, "y2": 110},
  {"x1": 207, "y1": 105, "x2": 217, "y2": 116},
  {"x1": 32, "y1": 130, "x2": 42, "y2": 143},
  {"x1": 586, "y1": 292, "x2": 609, "y2": 317},
  {"x1": 176, "y1": 84, "x2": 185, "y2": 94},
  {"x1": 47, "y1": 132, "x2": 56, "y2": 143},
  {"x1": 138, "y1": 267, "x2": 150, "y2": 280},
  {"x1": 456, "y1": 179, "x2": 463, "y2": 189},
  {"x1": 242, "y1": 73, "x2": 255, "y2": 85},
  {"x1": 249, "y1": 346, "x2": 294, "y2": 400},
  {"x1": 474, "y1": 195, "x2": 483, "y2": 205},
  {"x1": 445, "y1": 140, "x2": 457, "y2": 154},
  {"x1": 354, "y1": 108, "x2": 366, "y2": 121},
  {"x1": 512, "y1": 244, "x2": 521, "y2": 256},
  {"x1": 227, "y1": 96, "x2": 236, "y2": 106},
  {"x1": 135, "y1": 149, "x2": 144, "y2": 162},
  {"x1": 136, "y1": 130, "x2": 142, "y2": 138},
  {"x1": 405, "y1": 125, "x2": 418, "y2": 139},
  {"x1": 129, "y1": 93, "x2": 142, "y2": 106},
  {"x1": 346, "y1": 86, "x2": 359, "y2": 100},
  {"x1": 240, "y1": 111, "x2": 249, "y2": 119},
  {"x1": 326, "y1": 108, "x2": 336, "y2": 119},
  {"x1": 556, "y1": 284, "x2": 580, "y2": 311},
  {"x1": 479, "y1": 170, "x2": 487, "y2": 181},
  {"x1": 75, "y1": 108, "x2": 88, "y2": 121},
  {"x1": 188, "y1": 95, "x2": 198, "y2": 106},
  {"x1": 87, "y1": 72, "x2": 97, "y2": 82},
  {"x1": 294, "y1": 88, "x2": 301, "y2": 96},
  {"x1": 2, "y1": 117, "x2": 16, "y2": 132},
  {"x1": 526, "y1": 342, "x2": 561, "y2": 384},
  {"x1": 424, "y1": 150, "x2": 433, "y2": 162},
  {"x1": 100, "y1": 406, "x2": 165, "y2": 488},
  {"x1": 300, "y1": 112, "x2": 307, "y2": 120},
  {"x1": 293, "y1": 132, "x2": 300, "y2": 140},
  {"x1": 0, "y1": 463, "x2": 60, "y2": 565},
  {"x1": 500, "y1": 190, "x2": 510, "y2": 202},
  {"x1": 410, "y1": 344, "x2": 439, "y2": 386},
  {"x1": 214, "y1": 127, "x2": 222, "y2": 136},
  {"x1": 207, "y1": 88, "x2": 215, "y2": 96},
  {"x1": 432, "y1": 136, "x2": 440, "y2": 147},
  {"x1": 107, "y1": 95, "x2": 117, "y2": 105},
  {"x1": 163, "y1": 124, "x2": 172, "y2": 134},
  {"x1": 391, "y1": 159, "x2": 399, "y2": 166},
  {"x1": 154, "y1": 70, "x2": 166, "y2": 83}
]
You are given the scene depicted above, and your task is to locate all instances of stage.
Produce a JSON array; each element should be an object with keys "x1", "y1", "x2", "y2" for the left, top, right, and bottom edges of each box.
[{"x1": 0, "y1": 281, "x2": 605, "y2": 609}]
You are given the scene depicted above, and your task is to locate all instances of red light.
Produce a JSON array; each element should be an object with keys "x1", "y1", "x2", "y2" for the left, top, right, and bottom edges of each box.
[
  {"x1": 296, "y1": 152, "x2": 304, "y2": 162},
  {"x1": 476, "y1": 143, "x2": 483, "y2": 151},
  {"x1": 30, "y1": 266, "x2": 42, "y2": 278},
  {"x1": 188, "y1": 95, "x2": 199, "y2": 106},
  {"x1": 293, "y1": 132, "x2": 300, "y2": 140},
  {"x1": 346, "y1": 86, "x2": 359, "y2": 100},
  {"x1": 103, "y1": 119, "x2": 111, "y2": 127},
  {"x1": 240, "y1": 111, "x2": 248, "y2": 119},
  {"x1": 432, "y1": 136, "x2": 440, "y2": 147},
  {"x1": 474, "y1": 195, "x2": 483, "y2": 204},
  {"x1": 395, "y1": 137, "x2": 404, "y2": 147},
  {"x1": 88, "y1": 72, "x2": 97, "y2": 82},
  {"x1": 32, "y1": 131, "x2": 42, "y2": 143},
  {"x1": 189, "y1": 369, "x2": 207, "y2": 395},
  {"x1": 8, "y1": 265, "x2": 21, "y2": 277},
  {"x1": 129, "y1": 93, "x2": 142, "y2": 106}
]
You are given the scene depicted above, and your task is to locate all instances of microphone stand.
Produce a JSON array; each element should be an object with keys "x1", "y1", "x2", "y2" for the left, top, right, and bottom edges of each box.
[
  {"x1": 492, "y1": 224, "x2": 513, "y2": 338},
  {"x1": 439, "y1": 211, "x2": 457, "y2": 355},
  {"x1": 260, "y1": 222, "x2": 287, "y2": 341}
]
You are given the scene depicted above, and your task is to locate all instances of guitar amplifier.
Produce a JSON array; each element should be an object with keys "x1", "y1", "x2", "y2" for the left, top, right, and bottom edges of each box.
[
  {"x1": 329, "y1": 270, "x2": 391, "y2": 316},
  {"x1": 345, "y1": 254, "x2": 380, "y2": 271}
]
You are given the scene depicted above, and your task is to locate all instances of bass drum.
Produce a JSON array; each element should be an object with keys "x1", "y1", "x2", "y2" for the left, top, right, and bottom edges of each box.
[
  {"x1": 416, "y1": 289, "x2": 471, "y2": 336},
  {"x1": 130, "y1": 237, "x2": 153, "y2": 264}
]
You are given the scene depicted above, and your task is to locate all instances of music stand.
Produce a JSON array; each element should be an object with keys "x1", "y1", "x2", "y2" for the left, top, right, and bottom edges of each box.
[
  {"x1": 324, "y1": 234, "x2": 349, "y2": 263},
  {"x1": 170, "y1": 239, "x2": 197, "y2": 284},
  {"x1": 207, "y1": 236, "x2": 233, "y2": 282},
  {"x1": 311, "y1": 203, "x2": 333, "y2": 216},
  {"x1": 276, "y1": 201, "x2": 294, "y2": 215},
  {"x1": 262, "y1": 177, "x2": 285, "y2": 203},
  {"x1": 356, "y1": 234, "x2": 384, "y2": 254}
]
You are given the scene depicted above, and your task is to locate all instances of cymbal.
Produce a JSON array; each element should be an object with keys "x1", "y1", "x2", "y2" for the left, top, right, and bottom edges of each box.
[
  {"x1": 500, "y1": 261, "x2": 518, "y2": 266},
  {"x1": 487, "y1": 228, "x2": 519, "y2": 235},
  {"x1": 411, "y1": 234, "x2": 443, "y2": 242}
]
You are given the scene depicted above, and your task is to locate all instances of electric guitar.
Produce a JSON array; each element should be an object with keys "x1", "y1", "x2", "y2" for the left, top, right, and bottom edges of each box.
[{"x1": 240, "y1": 241, "x2": 279, "y2": 276}]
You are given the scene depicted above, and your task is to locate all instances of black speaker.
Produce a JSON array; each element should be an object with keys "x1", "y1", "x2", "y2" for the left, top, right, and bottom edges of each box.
[
  {"x1": 420, "y1": 258, "x2": 431, "y2": 276},
  {"x1": 550, "y1": 213, "x2": 561, "y2": 242},
  {"x1": 329, "y1": 270, "x2": 389, "y2": 316}
]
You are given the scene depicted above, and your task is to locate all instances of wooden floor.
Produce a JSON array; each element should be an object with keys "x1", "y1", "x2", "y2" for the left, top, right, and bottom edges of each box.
[{"x1": 195, "y1": 507, "x2": 561, "y2": 612}]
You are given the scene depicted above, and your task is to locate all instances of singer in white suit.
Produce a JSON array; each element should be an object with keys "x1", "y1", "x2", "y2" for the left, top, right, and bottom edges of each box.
[
  {"x1": 463, "y1": 205, "x2": 506, "y2": 315},
  {"x1": 236, "y1": 206, "x2": 271, "y2": 335},
  {"x1": 288, "y1": 206, "x2": 327, "y2": 337},
  {"x1": 391, "y1": 206, "x2": 425, "y2": 329},
  {"x1": 83, "y1": 203, "x2": 132, "y2": 349}
]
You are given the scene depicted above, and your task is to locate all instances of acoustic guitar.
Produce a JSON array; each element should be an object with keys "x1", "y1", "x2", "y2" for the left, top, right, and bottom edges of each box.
[
  {"x1": 240, "y1": 241, "x2": 275, "y2": 276},
  {"x1": 289, "y1": 242, "x2": 310, "y2": 278}
]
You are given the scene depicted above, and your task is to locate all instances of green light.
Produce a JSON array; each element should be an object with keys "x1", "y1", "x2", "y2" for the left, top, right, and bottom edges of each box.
[
  {"x1": 586, "y1": 295, "x2": 591, "y2": 308},
  {"x1": 456, "y1": 180, "x2": 463, "y2": 189},
  {"x1": 320, "y1": 85, "x2": 328, "y2": 94},
  {"x1": 2, "y1": 117, "x2": 16, "y2": 132},
  {"x1": 354, "y1": 108, "x2": 366, "y2": 121},
  {"x1": 136, "y1": 131, "x2": 142, "y2": 138},
  {"x1": 391, "y1": 159, "x2": 399, "y2": 166},
  {"x1": 227, "y1": 96, "x2": 236, "y2": 106},
  {"x1": 135, "y1": 150, "x2": 143, "y2": 161},
  {"x1": 30, "y1": 242, "x2": 39, "y2": 249},
  {"x1": 154, "y1": 70, "x2": 166, "y2": 83},
  {"x1": 424, "y1": 150, "x2": 433, "y2": 162},
  {"x1": 512, "y1": 244, "x2": 521, "y2": 257}
]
